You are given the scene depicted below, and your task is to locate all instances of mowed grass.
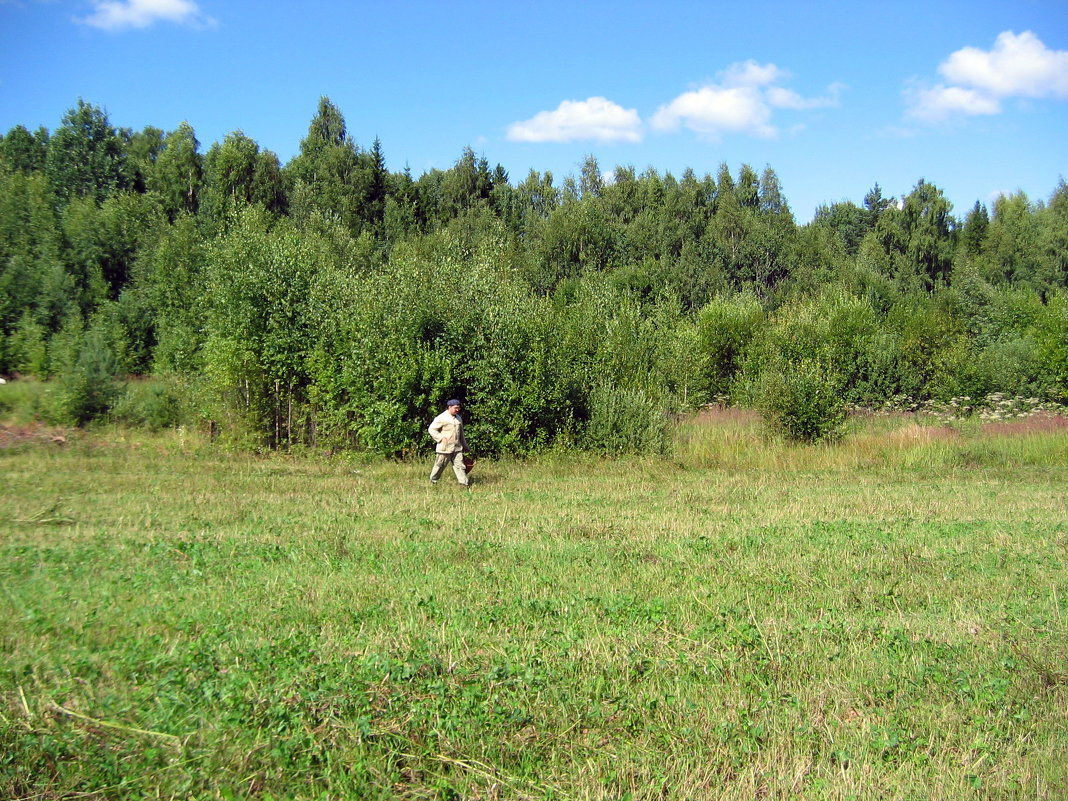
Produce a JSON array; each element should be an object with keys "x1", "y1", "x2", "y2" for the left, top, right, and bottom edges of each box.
[{"x1": 1, "y1": 415, "x2": 1066, "y2": 800}]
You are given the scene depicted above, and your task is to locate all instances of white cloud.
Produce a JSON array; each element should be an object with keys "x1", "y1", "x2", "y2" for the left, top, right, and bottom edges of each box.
[
  {"x1": 906, "y1": 84, "x2": 1002, "y2": 122},
  {"x1": 77, "y1": 0, "x2": 215, "y2": 31},
  {"x1": 906, "y1": 31, "x2": 1068, "y2": 122},
  {"x1": 941, "y1": 31, "x2": 1068, "y2": 99},
  {"x1": 719, "y1": 60, "x2": 788, "y2": 88},
  {"x1": 506, "y1": 97, "x2": 642, "y2": 144},
  {"x1": 651, "y1": 61, "x2": 839, "y2": 141},
  {"x1": 506, "y1": 61, "x2": 838, "y2": 146},
  {"x1": 651, "y1": 85, "x2": 776, "y2": 139}
]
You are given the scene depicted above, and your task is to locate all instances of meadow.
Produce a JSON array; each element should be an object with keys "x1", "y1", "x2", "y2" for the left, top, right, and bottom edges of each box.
[{"x1": 1, "y1": 411, "x2": 1066, "y2": 800}]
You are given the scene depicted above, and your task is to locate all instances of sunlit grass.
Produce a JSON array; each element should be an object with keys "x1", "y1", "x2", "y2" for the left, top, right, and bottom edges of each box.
[{"x1": 2, "y1": 416, "x2": 1066, "y2": 799}]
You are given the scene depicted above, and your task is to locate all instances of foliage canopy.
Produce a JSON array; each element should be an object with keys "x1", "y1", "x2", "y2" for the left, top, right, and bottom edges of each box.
[{"x1": 2, "y1": 99, "x2": 1067, "y2": 447}]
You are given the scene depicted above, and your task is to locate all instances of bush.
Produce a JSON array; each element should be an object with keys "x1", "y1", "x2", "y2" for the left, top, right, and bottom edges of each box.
[
  {"x1": 1030, "y1": 291, "x2": 1068, "y2": 402},
  {"x1": 927, "y1": 336, "x2": 1044, "y2": 403},
  {"x1": 739, "y1": 290, "x2": 881, "y2": 407},
  {"x1": 582, "y1": 382, "x2": 668, "y2": 454},
  {"x1": 755, "y1": 357, "x2": 846, "y2": 443},
  {"x1": 7, "y1": 312, "x2": 49, "y2": 377},
  {"x1": 109, "y1": 377, "x2": 187, "y2": 430},
  {"x1": 52, "y1": 324, "x2": 121, "y2": 425},
  {"x1": 695, "y1": 291, "x2": 764, "y2": 402}
]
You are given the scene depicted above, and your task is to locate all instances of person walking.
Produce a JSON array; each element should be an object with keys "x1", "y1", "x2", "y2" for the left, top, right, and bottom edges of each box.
[{"x1": 428, "y1": 399, "x2": 469, "y2": 486}]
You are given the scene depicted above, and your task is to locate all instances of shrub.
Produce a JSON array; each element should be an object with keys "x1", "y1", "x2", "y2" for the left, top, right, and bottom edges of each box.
[
  {"x1": 1030, "y1": 291, "x2": 1068, "y2": 402},
  {"x1": 739, "y1": 290, "x2": 879, "y2": 407},
  {"x1": 582, "y1": 382, "x2": 668, "y2": 454},
  {"x1": 885, "y1": 294, "x2": 962, "y2": 400},
  {"x1": 109, "y1": 377, "x2": 186, "y2": 430},
  {"x1": 755, "y1": 357, "x2": 846, "y2": 443},
  {"x1": 52, "y1": 322, "x2": 121, "y2": 425},
  {"x1": 695, "y1": 291, "x2": 764, "y2": 401},
  {"x1": 46, "y1": 314, "x2": 85, "y2": 379},
  {"x1": 928, "y1": 336, "x2": 1044, "y2": 403},
  {"x1": 7, "y1": 312, "x2": 49, "y2": 377}
]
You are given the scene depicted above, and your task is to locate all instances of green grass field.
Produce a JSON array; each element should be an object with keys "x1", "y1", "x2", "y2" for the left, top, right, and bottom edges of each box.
[{"x1": 2, "y1": 413, "x2": 1066, "y2": 800}]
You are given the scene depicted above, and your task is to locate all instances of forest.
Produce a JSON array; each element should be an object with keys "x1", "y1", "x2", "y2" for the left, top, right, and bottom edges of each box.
[{"x1": 1, "y1": 97, "x2": 1066, "y2": 453}]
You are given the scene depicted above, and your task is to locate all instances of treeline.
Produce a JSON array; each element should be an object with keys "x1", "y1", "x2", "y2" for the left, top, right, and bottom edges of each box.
[{"x1": 1, "y1": 98, "x2": 1066, "y2": 450}]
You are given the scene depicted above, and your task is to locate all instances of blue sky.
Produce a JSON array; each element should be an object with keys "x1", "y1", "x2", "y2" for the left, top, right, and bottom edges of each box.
[{"x1": 1, "y1": 0, "x2": 1066, "y2": 221}]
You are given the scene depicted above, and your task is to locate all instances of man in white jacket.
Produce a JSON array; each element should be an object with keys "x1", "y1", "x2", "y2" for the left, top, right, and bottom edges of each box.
[{"x1": 428, "y1": 399, "x2": 469, "y2": 486}]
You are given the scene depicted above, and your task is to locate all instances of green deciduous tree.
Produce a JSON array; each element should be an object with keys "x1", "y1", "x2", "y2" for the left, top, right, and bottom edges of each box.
[
  {"x1": 980, "y1": 192, "x2": 1042, "y2": 288},
  {"x1": 203, "y1": 207, "x2": 319, "y2": 446},
  {"x1": 441, "y1": 146, "x2": 494, "y2": 219},
  {"x1": 45, "y1": 100, "x2": 128, "y2": 205},
  {"x1": 813, "y1": 200, "x2": 868, "y2": 255},
  {"x1": 2, "y1": 125, "x2": 49, "y2": 173},
  {"x1": 708, "y1": 165, "x2": 797, "y2": 295},
  {"x1": 147, "y1": 122, "x2": 203, "y2": 219},
  {"x1": 60, "y1": 190, "x2": 163, "y2": 311},
  {"x1": 1036, "y1": 180, "x2": 1068, "y2": 292},
  {"x1": 124, "y1": 125, "x2": 165, "y2": 192},
  {"x1": 0, "y1": 166, "x2": 70, "y2": 342},
  {"x1": 201, "y1": 131, "x2": 286, "y2": 226},
  {"x1": 900, "y1": 179, "x2": 956, "y2": 287},
  {"x1": 132, "y1": 215, "x2": 210, "y2": 373}
]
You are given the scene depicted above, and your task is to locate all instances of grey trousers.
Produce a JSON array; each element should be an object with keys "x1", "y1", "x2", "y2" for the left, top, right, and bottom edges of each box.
[{"x1": 430, "y1": 451, "x2": 468, "y2": 485}]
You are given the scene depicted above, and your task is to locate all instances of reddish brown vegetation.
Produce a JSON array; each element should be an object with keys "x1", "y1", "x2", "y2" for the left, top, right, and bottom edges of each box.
[
  {"x1": 692, "y1": 405, "x2": 762, "y2": 426},
  {"x1": 980, "y1": 413, "x2": 1068, "y2": 437},
  {"x1": 0, "y1": 423, "x2": 69, "y2": 449}
]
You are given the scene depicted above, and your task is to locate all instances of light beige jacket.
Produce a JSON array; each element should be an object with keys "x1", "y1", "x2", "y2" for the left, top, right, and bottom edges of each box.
[{"x1": 429, "y1": 410, "x2": 467, "y2": 454}]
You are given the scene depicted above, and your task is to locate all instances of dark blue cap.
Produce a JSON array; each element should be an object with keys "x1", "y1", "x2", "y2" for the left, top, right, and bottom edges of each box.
[{"x1": 446, "y1": 399, "x2": 462, "y2": 408}]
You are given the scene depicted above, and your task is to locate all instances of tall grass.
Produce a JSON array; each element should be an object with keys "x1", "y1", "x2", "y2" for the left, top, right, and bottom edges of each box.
[
  {"x1": 673, "y1": 405, "x2": 1068, "y2": 472},
  {"x1": 1, "y1": 414, "x2": 1066, "y2": 799}
]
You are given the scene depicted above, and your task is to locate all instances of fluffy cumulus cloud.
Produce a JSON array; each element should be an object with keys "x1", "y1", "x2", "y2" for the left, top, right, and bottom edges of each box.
[
  {"x1": 651, "y1": 85, "x2": 776, "y2": 139},
  {"x1": 942, "y1": 31, "x2": 1068, "y2": 98},
  {"x1": 905, "y1": 84, "x2": 1002, "y2": 122},
  {"x1": 506, "y1": 97, "x2": 642, "y2": 143},
  {"x1": 650, "y1": 60, "x2": 839, "y2": 141},
  {"x1": 907, "y1": 31, "x2": 1068, "y2": 122},
  {"x1": 77, "y1": 0, "x2": 215, "y2": 31}
]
